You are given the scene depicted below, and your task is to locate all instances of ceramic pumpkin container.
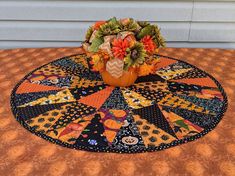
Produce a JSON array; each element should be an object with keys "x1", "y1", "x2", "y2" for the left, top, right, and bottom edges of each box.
[
  {"x1": 101, "y1": 69, "x2": 138, "y2": 87},
  {"x1": 83, "y1": 17, "x2": 165, "y2": 87}
]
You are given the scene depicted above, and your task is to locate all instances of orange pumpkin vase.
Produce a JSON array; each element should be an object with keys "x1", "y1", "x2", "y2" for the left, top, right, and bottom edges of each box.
[{"x1": 101, "y1": 69, "x2": 138, "y2": 87}]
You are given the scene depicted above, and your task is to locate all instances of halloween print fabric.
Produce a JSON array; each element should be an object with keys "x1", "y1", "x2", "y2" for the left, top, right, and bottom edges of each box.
[{"x1": 10, "y1": 54, "x2": 227, "y2": 153}]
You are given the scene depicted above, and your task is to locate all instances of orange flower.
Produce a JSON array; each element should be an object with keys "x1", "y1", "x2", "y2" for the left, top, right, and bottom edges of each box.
[
  {"x1": 112, "y1": 38, "x2": 130, "y2": 59},
  {"x1": 93, "y1": 21, "x2": 106, "y2": 30},
  {"x1": 141, "y1": 35, "x2": 157, "y2": 54},
  {"x1": 138, "y1": 63, "x2": 154, "y2": 76}
]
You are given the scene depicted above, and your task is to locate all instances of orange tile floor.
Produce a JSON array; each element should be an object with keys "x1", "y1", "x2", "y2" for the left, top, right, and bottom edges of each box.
[{"x1": 0, "y1": 47, "x2": 234, "y2": 176}]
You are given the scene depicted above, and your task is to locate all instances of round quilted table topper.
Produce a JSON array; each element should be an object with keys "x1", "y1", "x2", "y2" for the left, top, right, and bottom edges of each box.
[{"x1": 11, "y1": 53, "x2": 228, "y2": 153}]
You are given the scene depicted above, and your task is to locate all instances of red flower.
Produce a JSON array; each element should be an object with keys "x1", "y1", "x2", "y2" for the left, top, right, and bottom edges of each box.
[
  {"x1": 112, "y1": 38, "x2": 130, "y2": 59},
  {"x1": 93, "y1": 21, "x2": 106, "y2": 30},
  {"x1": 141, "y1": 35, "x2": 157, "y2": 54}
]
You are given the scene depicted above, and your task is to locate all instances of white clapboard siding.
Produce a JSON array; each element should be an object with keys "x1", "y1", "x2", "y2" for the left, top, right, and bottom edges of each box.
[
  {"x1": 0, "y1": 41, "x2": 82, "y2": 49},
  {"x1": 0, "y1": 1, "x2": 193, "y2": 21},
  {"x1": 0, "y1": 0, "x2": 235, "y2": 49},
  {"x1": 0, "y1": 21, "x2": 190, "y2": 42},
  {"x1": 193, "y1": 2, "x2": 235, "y2": 22},
  {"x1": 189, "y1": 23, "x2": 235, "y2": 42},
  {"x1": 166, "y1": 42, "x2": 235, "y2": 49}
]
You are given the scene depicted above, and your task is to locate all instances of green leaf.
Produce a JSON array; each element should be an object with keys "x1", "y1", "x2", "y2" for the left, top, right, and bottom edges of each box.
[
  {"x1": 137, "y1": 21, "x2": 150, "y2": 28},
  {"x1": 137, "y1": 25, "x2": 155, "y2": 39},
  {"x1": 175, "y1": 120, "x2": 189, "y2": 130},
  {"x1": 108, "y1": 17, "x2": 118, "y2": 24},
  {"x1": 153, "y1": 25, "x2": 166, "y2": 47},
  {"x1": 85, "y1": 26, "x2": 93, "y2": 41},
  {"x1": 120, "y1": 18, "x2": 139, "y2": 32},
  {"x1": 89, "y1": 37, "x2": 104, "y2": 52}
]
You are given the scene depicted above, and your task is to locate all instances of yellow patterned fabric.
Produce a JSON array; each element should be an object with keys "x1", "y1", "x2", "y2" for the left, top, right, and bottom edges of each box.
[
  {"x1": 133, "y1": 115, "x2": 176, "y2": 147},
  {"x1": 25, "y1": 104, "x2": 69, "y2": 133},
  {"x1": 33, "y1": 63, "x2": 68, "y2": 77},
  {"x1": 19, "y1": 89, "x2": 76, "y2": 107},
  {"x1": 156, "y1": 68, "x2": 192, "y2": 80},
  {"x1": 134, "y1": 81, "x2": 170, "y2": 92},
  {"x1": 70, "y1": 77, "x2": 104, "y2": 88},
  {"x1": 158, "y1": 93, "x2": 210, "y2": 114},
  {"x1": 121, "y1": 89, "x2": 154, "y2": 109}
]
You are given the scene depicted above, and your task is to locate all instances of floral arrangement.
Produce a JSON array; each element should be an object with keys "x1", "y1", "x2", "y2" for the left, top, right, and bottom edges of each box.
[{"x1": 82, "y1": 17, "x2": 165, "y2": 80}]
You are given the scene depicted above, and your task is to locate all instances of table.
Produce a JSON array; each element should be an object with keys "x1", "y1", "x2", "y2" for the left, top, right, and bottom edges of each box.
[{"x1": 0, "y1": 47, "x2": 234, "y2": 175}]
